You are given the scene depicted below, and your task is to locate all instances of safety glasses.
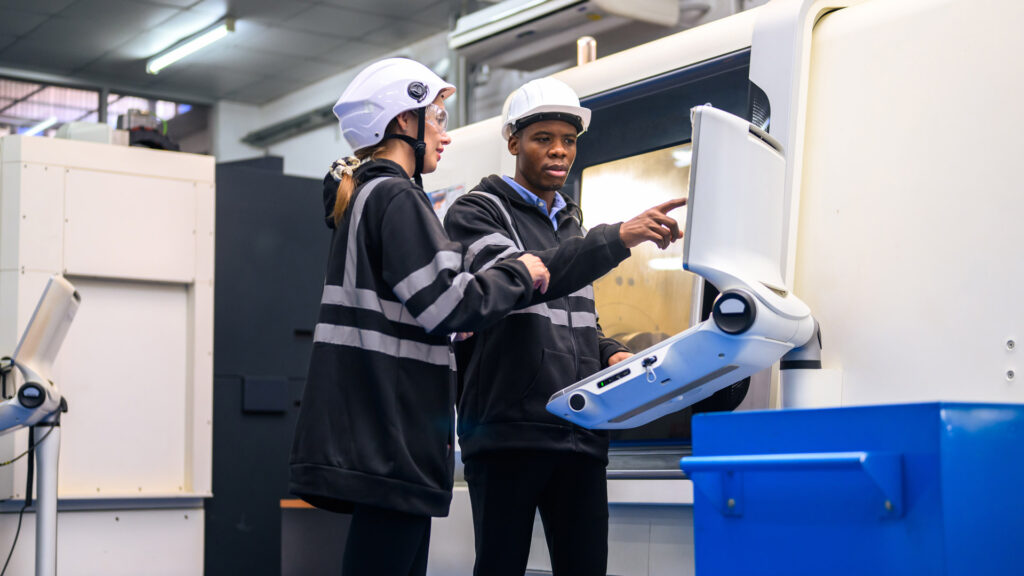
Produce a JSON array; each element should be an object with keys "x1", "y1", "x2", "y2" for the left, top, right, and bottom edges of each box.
[{"x1": 423, "y1": 103, "x2": 448, "y2": 133}]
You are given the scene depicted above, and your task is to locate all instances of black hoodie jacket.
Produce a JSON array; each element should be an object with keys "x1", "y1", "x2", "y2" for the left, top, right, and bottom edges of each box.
[
  {"x1": 290, "y1": 160, "x2": 534, "y2": 517},
  {"x1": 444, "y1": 175, "x2": 631, "y2": 463}
]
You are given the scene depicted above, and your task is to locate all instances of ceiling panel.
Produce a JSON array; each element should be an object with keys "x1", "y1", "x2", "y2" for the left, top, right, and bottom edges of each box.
[
  {"x1": 229, "y1": 23, "x2": 341, "y2": 59},
  {"x1": 182, "y1": 45, "x2": 298, "y2": 76},
  {"x1": 145, "y1": 0, "x2": 200, "y2": 7},
  {"x1": 279, "y1": 59, "x2": 346, "y2": 85},
  {"x1": 360, "y1": 16, "x2": 440, "y2": 48},
  {"x1": 313, "y1": 39, "x2": 392, "y2": 71},
  {"x1": 222, "y1": 77, "x2": 297, "y2": 104},
  {"x1": 0, "y1": 0, "x2": 76, "y2": 14},
  {"x1": 73, "y1": 59, "x2": 146, "y2": 84},
  {"x1": 58, "y1": 0, "x2": 179, "y2": 29},
  {"x1": 319, "y1": 0, "x2": 437, "y2": 11},
  {"x1": 411, "y1": 1, "x2": 456, "y2": 28},
  {"x1": 281, "y1": 4, "x2": 391, "y2": 38},
  {"x1": 189, "y1": 0, "x2": 311, "y2": 25},
  {"x1": 0, "y1": 9, "x2": 46, "y2": 35},
  {"x1": 319, "y1": 0, "x2": 450, "y2": 27},
  {"x1": 1, "y1": 42, "x2": 94, "y2": 75},
  {"x1": 10, "y1": 16, "x2": 147, "y2": 59},
  {"x1": 0, "y1": 32, "x2": 16, "y2": 52}
]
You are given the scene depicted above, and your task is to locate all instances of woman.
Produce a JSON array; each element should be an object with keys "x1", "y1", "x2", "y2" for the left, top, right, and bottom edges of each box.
[{"x1": 289, "y1": 58, "x2": 549, "y2": 575}]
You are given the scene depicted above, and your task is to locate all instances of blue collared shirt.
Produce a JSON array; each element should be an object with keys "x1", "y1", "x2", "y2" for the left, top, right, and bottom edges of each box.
[{"x1": 502, "y1": 175, "x2": 566, "y2": 230}]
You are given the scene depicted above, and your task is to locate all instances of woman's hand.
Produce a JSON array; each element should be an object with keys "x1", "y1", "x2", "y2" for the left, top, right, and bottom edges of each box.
[{"x1": 516, "y1": 253, "x2": 550, "y2": 294}]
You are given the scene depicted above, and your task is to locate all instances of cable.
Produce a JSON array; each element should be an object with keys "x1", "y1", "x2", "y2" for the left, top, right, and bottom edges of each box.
[
  {"x1": 0, "y1": 357, "x2": 13, "y2": 400},
  {"x1": 0, "y1": 423, "x2": 49, "y2": 576},
  {"x1": 0, "y1": 501, "x2": 27, "y2": 576},
  {"x1": 0, "y1": 424, "x2": 54, "y2": 467}
]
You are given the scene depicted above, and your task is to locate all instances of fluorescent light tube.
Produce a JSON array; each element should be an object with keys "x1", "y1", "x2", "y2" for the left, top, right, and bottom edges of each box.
[
  {"x1": 147, "y1": 18, "x2": 235, "y2": 75},
  {"x1": 23, "y1": 116, "x2": 58, "y2": 136}
]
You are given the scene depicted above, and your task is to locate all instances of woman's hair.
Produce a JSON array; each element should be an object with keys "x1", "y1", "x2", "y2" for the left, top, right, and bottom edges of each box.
[{"x1": 332, "y1": 117, "x2": 403, "y2": 225}]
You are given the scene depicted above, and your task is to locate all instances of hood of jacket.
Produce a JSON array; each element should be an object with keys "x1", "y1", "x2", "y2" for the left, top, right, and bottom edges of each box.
[{"x1": 322, "y1": 158, "x2": 413, "y2": 229}]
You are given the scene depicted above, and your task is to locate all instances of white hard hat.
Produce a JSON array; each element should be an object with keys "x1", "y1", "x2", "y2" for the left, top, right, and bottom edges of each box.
[
  {"x1": 333, "y1": 58, "x2": 455, "y2": 151},
  {"x1": 501, "y1": 77, "x2": 591, "y2": 141}
]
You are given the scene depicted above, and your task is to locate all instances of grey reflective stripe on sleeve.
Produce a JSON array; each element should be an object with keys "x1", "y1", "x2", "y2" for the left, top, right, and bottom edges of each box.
[
  {"x1": 314, "y1": 323, "x2": 450, "y2": 366},
  {"x1": 464, "y1": 232, "x2": 518, "y2": 269},
  {"x1": 508, "y1": 303, "x2": 597, "y2": 329},
  {"x1": 568, "y1": 285, "x2": 595, "y2": 301},
  {"x1": 471, "y1": 191, "x2": 524, "y2": 249},
  {"x1": 478, "y1": 246, "x2": 517, "y2": 272},
  {"x1": 393, "y1": 250, "x2": 462, "y2": 302},
  {"x1": 321, "y1": 285, "x2": 419, "y2": 325},
  {"x1": 343, "y1": 177, "x2": 390, "y2": 288},
  {"x1": 415, "y1": 272, "x2": 474, "y2": 332}
]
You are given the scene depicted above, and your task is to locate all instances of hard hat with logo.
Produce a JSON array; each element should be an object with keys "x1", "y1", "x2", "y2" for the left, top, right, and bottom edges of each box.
[
  {"x1": 333, "y1": 57, "x2": 455, "y2": 152},
  {"x1": 501, "y1": 77, "x2": 591, "y2": 141}
]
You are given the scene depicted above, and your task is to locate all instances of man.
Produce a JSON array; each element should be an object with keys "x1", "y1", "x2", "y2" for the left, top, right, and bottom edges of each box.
[{"x1": 443, "y1": 77, "x2": 686, "y2": 576}]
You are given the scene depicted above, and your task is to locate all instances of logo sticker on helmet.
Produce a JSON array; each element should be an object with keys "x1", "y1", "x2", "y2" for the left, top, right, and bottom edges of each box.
[{"x1": 407, "y1": 82, "x2": 428, "y2": 103}]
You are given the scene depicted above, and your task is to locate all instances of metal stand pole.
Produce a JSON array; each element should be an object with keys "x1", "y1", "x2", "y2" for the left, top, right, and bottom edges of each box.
[{"x1": 33, "y1": 417, "x2": 59, "y2": 576}]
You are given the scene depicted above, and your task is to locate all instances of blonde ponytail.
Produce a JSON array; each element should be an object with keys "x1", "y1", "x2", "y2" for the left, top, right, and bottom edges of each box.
[{"x1": 331, "y1": 157, "x2": 360, "y2": 226}]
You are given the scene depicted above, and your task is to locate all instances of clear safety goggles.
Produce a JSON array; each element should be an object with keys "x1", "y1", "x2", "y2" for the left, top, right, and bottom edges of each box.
[{"x1": 422, "y1": 103, "x2": 448, "y2": 133}]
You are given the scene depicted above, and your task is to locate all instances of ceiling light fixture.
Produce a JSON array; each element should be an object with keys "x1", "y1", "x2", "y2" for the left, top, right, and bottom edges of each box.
[
  {"x1": 23, "y1": 116, "x2": 58, "y2": 136},
  {"x1": 147, "y1": 18, "x2": 235, "y2": 75}
]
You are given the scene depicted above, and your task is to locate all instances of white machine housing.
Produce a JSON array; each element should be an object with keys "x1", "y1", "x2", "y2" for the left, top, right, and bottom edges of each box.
[
  {"x1": 0, "y1": 133, "x2": 213, "y2": 575},
  {"x1": 546, "y1": 105, "x2": 815, "y2": 429}
]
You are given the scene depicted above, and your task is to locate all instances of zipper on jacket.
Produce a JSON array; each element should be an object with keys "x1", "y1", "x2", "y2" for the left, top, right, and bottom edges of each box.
[
  {"x1": 551, "y1": 224, "x2": 581, "y2": 379},
  {"x1": 553, "y1": 222, "x2": 582, "y2": 451}
]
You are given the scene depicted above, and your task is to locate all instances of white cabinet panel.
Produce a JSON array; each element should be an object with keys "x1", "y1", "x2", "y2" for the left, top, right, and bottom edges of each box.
[
  {"x1": 63, "y1": 170, "x2": 197, "y2": 283},
  {"x1": 54, "y1": 278, "x2": 189, "y2": 496},
  {"x1": 0, "y1": 163, "x2": 21, "y2": 271},
  {"x1": 0, "y1": 508, "x2": 204, "y2": 576},
  {"x1": 19, "y1": 163, "x2": 65, "y2": 273}
]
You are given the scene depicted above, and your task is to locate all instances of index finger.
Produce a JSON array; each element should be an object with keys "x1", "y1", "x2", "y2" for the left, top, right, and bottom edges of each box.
[{"x1": 654, "y1": 197, "x2": 687, "y2": 214}]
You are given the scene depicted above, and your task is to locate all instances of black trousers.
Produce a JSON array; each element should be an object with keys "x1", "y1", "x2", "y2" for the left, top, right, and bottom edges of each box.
[
  {"x1": 342, "y1": 504, "x2": 431, "y2": 576},
  {"x1": 464, "y1": 450, "x2": 609, "y2": 576}
]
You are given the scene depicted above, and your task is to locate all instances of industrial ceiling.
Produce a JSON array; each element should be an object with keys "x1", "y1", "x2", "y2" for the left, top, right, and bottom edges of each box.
[{"x1": 0, "y1": 0, "x2": 453, "y2": 105}]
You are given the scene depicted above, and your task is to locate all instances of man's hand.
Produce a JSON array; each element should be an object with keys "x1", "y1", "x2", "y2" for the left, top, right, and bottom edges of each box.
[
  {"x1": 608, "y1": 351, "x2": 633, "y2": 366},
  {"x1": 516, "y1": 253, "x2": 550, "y2": 294},
  {"x1": 619, "y1": 197, "x2": 687, "y2": 249}
]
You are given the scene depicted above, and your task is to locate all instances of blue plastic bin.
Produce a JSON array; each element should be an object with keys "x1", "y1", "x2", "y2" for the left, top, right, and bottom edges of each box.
[{"x1": 679, "y1": 402, "x2": 1024, "y2": 575}]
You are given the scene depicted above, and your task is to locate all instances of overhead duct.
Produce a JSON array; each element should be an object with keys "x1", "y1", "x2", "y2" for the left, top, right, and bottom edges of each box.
[
  {"x1": 449, "y1": 0, "x2": 680, "y2": 68},
  {"x1": 241, "y1": 106, "x2": 334, "y2": 148}
]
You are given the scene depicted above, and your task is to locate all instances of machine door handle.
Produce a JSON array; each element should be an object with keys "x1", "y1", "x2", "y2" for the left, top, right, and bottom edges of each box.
[{"x1": 679, "y1": 451, "x2": 903, "y2": 518}]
